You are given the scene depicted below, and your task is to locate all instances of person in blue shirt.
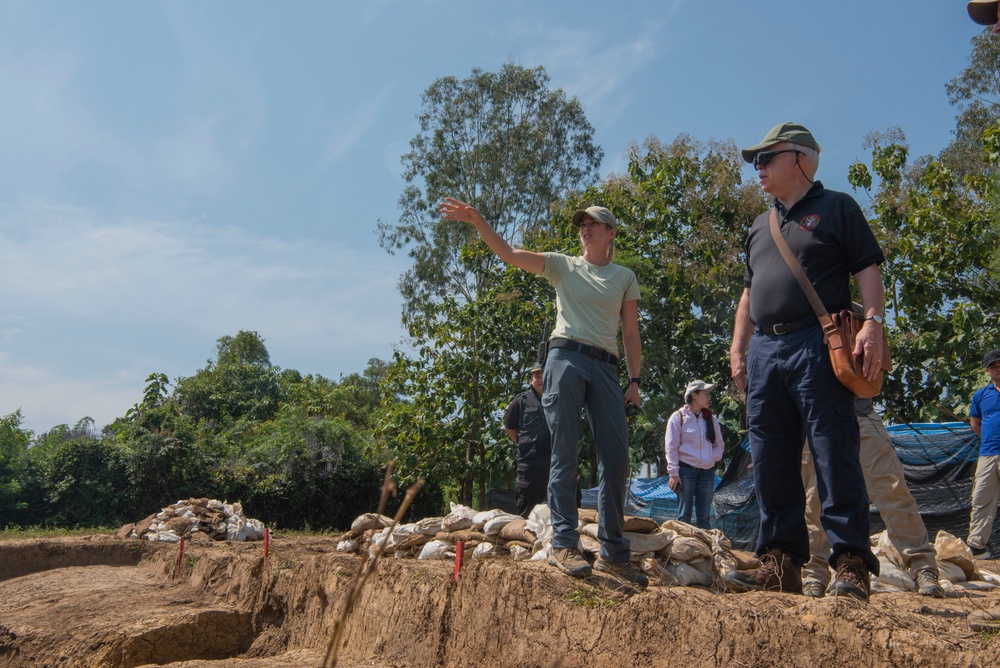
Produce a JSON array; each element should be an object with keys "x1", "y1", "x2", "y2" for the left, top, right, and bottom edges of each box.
[{"x1": 968, "y1": 349, "x2": 1000, "y2": 559}]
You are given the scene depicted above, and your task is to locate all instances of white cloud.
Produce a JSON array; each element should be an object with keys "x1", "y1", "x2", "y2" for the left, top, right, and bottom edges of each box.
[{"x1": 0, "y1": 201, "x2": 407, "y2": 433}]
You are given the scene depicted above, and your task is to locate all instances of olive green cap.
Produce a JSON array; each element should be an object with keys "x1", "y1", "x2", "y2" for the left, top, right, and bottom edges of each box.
[
  {"x1": 741, "y1": 122, "x2": 822, "y2": 163},
  {"x1": 571, "y1": 205, "x2": 617, "y2": 229},
  {"x1": 968, "y1": 0, "x2": 999, "y2": 25}
]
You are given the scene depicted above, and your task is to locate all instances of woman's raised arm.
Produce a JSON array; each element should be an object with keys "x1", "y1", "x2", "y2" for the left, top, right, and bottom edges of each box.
[{"x1": 440, "y1": 198, "x2": 545, "y2": 275}]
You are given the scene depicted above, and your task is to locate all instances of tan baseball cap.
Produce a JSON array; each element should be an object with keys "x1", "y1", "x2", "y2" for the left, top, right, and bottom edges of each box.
[
  {"x1": 968, "y1": 0, "x2": 999, "y2": 25},
  {"x1": 684, "y1": 379, "x2": 715, "y2": 403},
  {"x1": 741, "y1": 122, "x2": 822, "y2": 163},
  {"x1": 571, "y1": 206, "x2": 618, "y2": 229}
]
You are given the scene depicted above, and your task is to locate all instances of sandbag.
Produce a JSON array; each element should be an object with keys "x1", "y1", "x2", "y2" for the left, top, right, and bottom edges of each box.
[
  {"x1": 473, "y1": 508, "x2": 508, "y2": 530},
  {"x1": 937, "y1": 559, "x2": 967, "y2": 583},
  {"x1": 443, "y1": 503, "x2": 477, "y2": 531},
  {"x1": 336, "y1": 538, "x2": 357, "y2": 553},
  {"x1": 483, "y1": 512, "x2": 522, "y2": 536},
  {"x1": 351, "y1": 513, "x2": 394, "y2": 533},
  {"x1": 579, "y1": 534, "x2": 601, "y2": 555},
  {"x1": 435, "y1": 529, "x2": 488, "y2": 543},
  {"x1": 642, "y1": 557, "x2": 679, "y2": 587},
  {"x1": 933, "y1": 530, "x2": 977, "y2": 580},
  {"x1": 418, "y1": 539, "x2": 454, "y2": 560},
  {"x1": 578, "y1": 509, "x2": 599, "y2": 525},
  {"x1": 873, "y1": 557, "x2": 916, "y2": 591},
  {"x1": 668, "y1": 561, "x2": 712, "y2": 587},
  {"x1": 499, "y1": 519, "x2": 533, "y2": 542},
  {"x1": 623, "y1": 516, "x2": 660, "y2": 533},
  {"x1": 415, "y1": 517, "x2": 445, "y2": 536},
  {"x1": 872, "y1": 530, "x2": 905, "y2": 569},
  {"x1": 579, "y1": 524, "x2": 673, "y2": 553},
  {"x1": 666, "y1": 535, "x2": 712, "y2": 562}
]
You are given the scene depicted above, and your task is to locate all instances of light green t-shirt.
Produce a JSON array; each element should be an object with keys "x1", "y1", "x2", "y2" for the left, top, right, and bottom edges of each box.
[{"x1": 541, "y1": 252, "x2": 640, "y2": 357}]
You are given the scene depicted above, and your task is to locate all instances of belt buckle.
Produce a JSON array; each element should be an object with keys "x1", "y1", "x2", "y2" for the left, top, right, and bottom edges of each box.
[{"x1": 770, "y1": 323, "x2": 785, "y2": 335}]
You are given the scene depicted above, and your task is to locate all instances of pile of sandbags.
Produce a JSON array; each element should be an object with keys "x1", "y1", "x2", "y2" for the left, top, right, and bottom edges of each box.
[
  {"x1": 872, "y1": 529, "x2": 1000, "y2": 594},
  {"x1": 337, "y1": 503, "x2": 739, "y2": 589},
  {"x1": 115, "y1": 498, "x2": 266, "y2": 543}
]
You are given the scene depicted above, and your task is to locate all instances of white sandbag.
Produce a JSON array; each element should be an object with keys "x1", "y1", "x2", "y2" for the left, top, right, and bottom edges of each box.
[
  {"x1": 873, "y1": 556, "x2": 916, "y2": 591},
  {"x1": 351, "y1": 513, "x2": 394, "y2": 533},
  {"x1": 953, "y1": 580, "x2": 997, "y2": 591},
  {"x1": 710, "y1": 531, "x2": 738, "y2": 577},
  {"x1": 472, "y1": 542, "x2": 500, "y2": 559},
  {"x1": 937, "y1": 559, "x2": 967, "y2": 583},
  {"x1": 155, "y1": 529, "x2": 181, "y2": 543},
  {"x1": 642, "y1": 557, "x2": 679, "y2": 586},
  {"x1": 509, "y1": 544, "x2": 532, "y2": 561},
  {"x1": 368, "y1": 527, "x2": 393, "y2": 557},
  {"x1": 418, "y1": 539, "x2": 454, "y2": 560},
  {"x1": 225, "y1": 517, "x2": 245, "y2": 541},
  {"x1": 661, "y1": 520, "x2": 713, "y2": 542},
  {"x1": 933, "y1": 530, "x2": 977, "y2": 580},
  {"x1": 472, "y1": 509, "x2": 507, "y2": 530},
  {"x1": 668, "y1": 561, "x2": 712, "y2": 587},
  {"x1": 579, "y1": 524, "x2": 673, "y2": 553},
  {"x1": 529, "y1": 545, "x2": 549, "y2": 561},
  {"x1": 415, "y1": 516, "x2": 445, "y2": 535},
  {"x1": 483, "y1": 513, "x2": 522, "y2": 536},
  {"x1": 207, "y1": 499, "x2": 224, "y2": 511},
  {"x1": 978, "y1": 569, "x2": 1000, "y2": 586},
  {"x1": 336, "y1": 538, "x2": 357, "y2": 552},
  {"x1": 525, "y1": 504, "x2": 553, "y2": 546},
  {"x1": 579, "y1": 534, "x2": 601, "y2": 555},
  {"x1": 667, "y1": 536, "x2": 712, "y2": 562},
  {"x1": 443, "y1": 503, "x2": 476, "y2": 531}
]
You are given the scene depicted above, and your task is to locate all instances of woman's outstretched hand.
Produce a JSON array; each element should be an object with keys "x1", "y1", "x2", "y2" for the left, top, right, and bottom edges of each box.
[{"x1": 440, "y1": 198, "x2": 484, "y2": 225}]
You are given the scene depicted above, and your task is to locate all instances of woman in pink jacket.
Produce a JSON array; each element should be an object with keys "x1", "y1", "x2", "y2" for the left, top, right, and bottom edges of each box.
[{"x1": 665, "y1": 380, "x2": 724, "y2": 529}]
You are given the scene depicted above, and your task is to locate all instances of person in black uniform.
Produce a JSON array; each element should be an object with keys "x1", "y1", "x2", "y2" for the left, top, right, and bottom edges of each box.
[
  {"x1": 726, "y1": 122, "x2": 886, "y2": 601},
  {"x1": 505, "y1": 363, "x2": 551, "y2": 518}
]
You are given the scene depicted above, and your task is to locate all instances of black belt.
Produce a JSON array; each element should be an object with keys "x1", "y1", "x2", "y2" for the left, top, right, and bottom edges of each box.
[
  {"x1": 756, "y1": 317, "x2": 817, "y2": 335},
  {"x1": 547, "y1": 338, "x2": 618, "y2": 366}
]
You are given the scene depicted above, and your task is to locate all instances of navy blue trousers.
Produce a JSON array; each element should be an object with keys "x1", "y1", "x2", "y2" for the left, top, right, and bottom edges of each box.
[{"x1": 746, "y1": 324, "x2": 878, "y2": 574}]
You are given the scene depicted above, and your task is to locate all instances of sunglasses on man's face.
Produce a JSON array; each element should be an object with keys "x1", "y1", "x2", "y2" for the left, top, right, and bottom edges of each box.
[{"x1": 752, "y1": 149, "x2": 802, "y2": 169}]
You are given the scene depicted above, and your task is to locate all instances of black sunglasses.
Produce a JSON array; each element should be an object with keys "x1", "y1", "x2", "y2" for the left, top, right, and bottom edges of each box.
[{"x1": 753, "y1": 149, "x2": 802, "y2": 169}]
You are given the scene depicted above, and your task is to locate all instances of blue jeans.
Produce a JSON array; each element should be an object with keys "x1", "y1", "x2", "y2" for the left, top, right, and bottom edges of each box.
[
  {"x1": 677, "y1": 464, "x2": 715, "y2": 530},
  {"x1": 746, "y1": 324, "x2": 878, "y2": 574},
  {"x1": 542, "y1": 347, "x2": 631, "y2": 563}
]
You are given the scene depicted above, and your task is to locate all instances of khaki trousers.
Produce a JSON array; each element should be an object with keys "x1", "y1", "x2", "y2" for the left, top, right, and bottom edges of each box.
[
  {"x1": 967, "y1": 454, "x2": 1000, "y2": 550},
  {"x1": 801, "y1": 411, "x2": 937, "y2": 585}
]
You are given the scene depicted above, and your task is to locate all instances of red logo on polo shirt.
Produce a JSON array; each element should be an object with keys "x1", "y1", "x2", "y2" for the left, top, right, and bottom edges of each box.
[{"x1": 799, "y1": 214, "x2": 820, "y2": 231}]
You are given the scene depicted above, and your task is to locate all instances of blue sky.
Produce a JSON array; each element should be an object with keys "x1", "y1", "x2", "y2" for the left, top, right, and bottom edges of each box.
[{"x1": 0, "y1": 1, "x2": 987, "y2": 434}]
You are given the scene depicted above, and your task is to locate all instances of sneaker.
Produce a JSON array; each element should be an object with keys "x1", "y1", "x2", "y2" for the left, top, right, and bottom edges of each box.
[
  {"x1": 970, "y1": 545, "x2": 993, "y2": 560},
  {"x1": 724, "y1": 548, "x2": 802, "y2": 594},
  {"x1": 915, "y1": 569, "x2": 945, "y2": 598},
  {"x1": 802, "y1": 580, "x2": 827, "y2": 598},
  {"x1": 830, "y1": 553, "x2": 870, "y2": 602},
  {"x1": 547, "y1": 547, "x2": 592, "y2": 578},
  {"x1": 968, "y1": 606, "x2": 1000, "y2": 633},
  {"x1": 593, "y1": 557, "x2": 649, "y2": 590}
]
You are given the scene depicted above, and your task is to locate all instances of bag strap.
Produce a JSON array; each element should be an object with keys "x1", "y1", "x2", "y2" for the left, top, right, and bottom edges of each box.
[{"x1": 768, "y1": 209, "x2": 845, "y2": 350}]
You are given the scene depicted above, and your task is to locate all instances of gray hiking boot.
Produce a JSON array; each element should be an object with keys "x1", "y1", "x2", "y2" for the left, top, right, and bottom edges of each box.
[
  {"x1": 594, "y1": 557, "x2": 649, "y2": 590},
  {"x1": 547, "y1": 547, "x2": 592, "y2": 578},
  {"x1": 802, "y1": 579, "x2": 827, "y2": 598},
  {"x1": 916, "y1": 569, "x2": 945, "y2": 598},
  {"x1": 830, "y1": 553, "x2": 870, "y2": 602}
]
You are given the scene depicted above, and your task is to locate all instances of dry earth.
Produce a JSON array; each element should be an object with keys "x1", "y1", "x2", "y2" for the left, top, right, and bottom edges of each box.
[{"x1": 1, "y1": 535, "x2": 999, "y2": 667}]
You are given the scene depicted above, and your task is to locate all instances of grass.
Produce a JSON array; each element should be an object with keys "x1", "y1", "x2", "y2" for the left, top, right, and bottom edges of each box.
[
  {"x1": 562, "y1": 584, "x2": 621, "y2": 609},
  {"x1": 0, "y1": 526, "x2": 115, "y2": 542}
]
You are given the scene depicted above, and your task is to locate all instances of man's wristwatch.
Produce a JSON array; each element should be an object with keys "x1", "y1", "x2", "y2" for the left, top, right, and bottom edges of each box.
[
  {"x1": 864, "y1": 314, "x2": 884, "y2": 325},
  {"x1": 629, "y1": 377, "x2": 641, "y2": 388}
]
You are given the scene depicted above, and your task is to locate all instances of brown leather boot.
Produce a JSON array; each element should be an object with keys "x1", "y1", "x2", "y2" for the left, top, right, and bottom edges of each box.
[
  {"x1": 830, "y1": 553, "x2": 870, "y2": 602},
  {"x1": 724, "y1": 548, "x2": 803, "y2": 593}
]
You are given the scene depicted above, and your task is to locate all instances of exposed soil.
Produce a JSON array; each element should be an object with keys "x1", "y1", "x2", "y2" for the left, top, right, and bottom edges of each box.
[{"x1": 1, "y1": 535, "x2": 999, "y2": 667}]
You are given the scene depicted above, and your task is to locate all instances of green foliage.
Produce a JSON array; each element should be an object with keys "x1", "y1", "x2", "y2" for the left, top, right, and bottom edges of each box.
[
  {"x1": 376, "y1": 64, "x2": 602, "y2": 506},
  {"x1": 849, "y1": 131, "x2": 999, "y2": 420},
  {"x1": 941, "y1": 32, "x2": 1000, "y2": 180}
]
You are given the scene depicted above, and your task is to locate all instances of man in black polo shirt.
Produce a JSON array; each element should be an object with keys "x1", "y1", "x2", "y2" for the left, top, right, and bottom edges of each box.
[
  {"x1": 725, "y1": 122, "x2": 885, "y2": 601},
  {"x1": 505, "y1": 363, "x2": 552, "y2": 518}
]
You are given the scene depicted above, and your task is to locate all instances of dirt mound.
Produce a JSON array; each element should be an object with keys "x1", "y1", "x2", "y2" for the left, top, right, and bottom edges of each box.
[{"x1": 1, "y1": 536, "x2": 999, "y2": 667}]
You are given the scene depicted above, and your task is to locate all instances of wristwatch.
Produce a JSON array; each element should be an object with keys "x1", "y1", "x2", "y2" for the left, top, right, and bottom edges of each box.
[
  {"x1": 629, "y1": 377, "x2": 641, "y2": 387},
  {"x1": 864, "y1": 314, "x2": 884, "y2": 325}
]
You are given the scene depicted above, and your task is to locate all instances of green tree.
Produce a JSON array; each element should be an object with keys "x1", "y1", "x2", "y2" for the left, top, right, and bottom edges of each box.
[
  {"x1": 376, "y1": 64, "x2": 602, "y2": 505},
  {"x1": 173, "y1": 331, "x2": 285, "y2": 428},
  {"x1": 940, "y1": 32, "x2": 1000, "y2": 181},
  {"x1": 848, "y1": 130, "x2": 999, "y2": 421},
  {"x1": 0, "y1": 410, "x2": 33, "y2": 521}
]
